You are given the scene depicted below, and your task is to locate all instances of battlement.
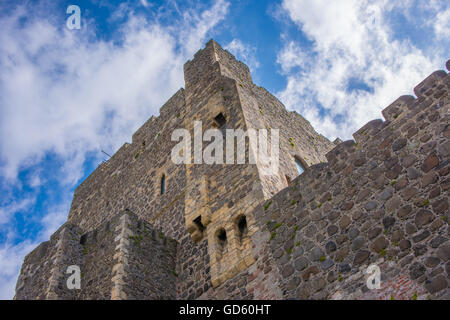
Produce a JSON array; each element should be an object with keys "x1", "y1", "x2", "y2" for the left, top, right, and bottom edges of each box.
[
  {"x1": 247, "y1": 62, "x2": 449, "y2": 300},
  {"x1": 184, "y1": 39, "x2": 252, "y2": 91}
]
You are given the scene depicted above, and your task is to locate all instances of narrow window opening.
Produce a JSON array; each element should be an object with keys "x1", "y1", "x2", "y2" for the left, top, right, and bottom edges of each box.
[
  {"x1": 214, "y1": 112, "x2": 227, "y2": 136},
  {"x1": 295, "y1": 157, "x2": 305, "y2": 176},
  {"x1": 237, "y1": 215, "x2": 248, "y2": 242},
  {"x1": 214, "y1": 113, "x2": 226, "y2": 128},
  {"x1": 216, "y1": 228, "x2": 227, "y2": 251},
  {"x1": 80, "y1": 234, "x2": 87, "y2": 245},
  {"x1": 160, "y1": 174, "x2": 166, "y2": 195},
  {"x1": 193, "y1": 216, "x2": 205, "y2": 232}
]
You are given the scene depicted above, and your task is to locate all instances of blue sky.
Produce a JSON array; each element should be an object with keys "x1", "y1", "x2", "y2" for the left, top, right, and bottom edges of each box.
[{"x1": 0, "y1": 0, "x2": 448, "y2": 299}]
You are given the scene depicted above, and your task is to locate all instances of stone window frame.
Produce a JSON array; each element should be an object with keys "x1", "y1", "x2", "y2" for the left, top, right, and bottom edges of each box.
[{"x1": 293, "y1": 155, "x2": 308, "y2": 176}]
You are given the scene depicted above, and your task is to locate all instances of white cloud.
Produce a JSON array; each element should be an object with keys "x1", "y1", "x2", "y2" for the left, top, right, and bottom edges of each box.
[
  {"x1": 276, "y1": 41, "x2": 308, "y2": 74},
  {"x1": 277, "y1": 0, "x2": 447, "y2": 140},
  {"x1": 435, "y1": 9, "x2": 450, "y2": 39},
  {"x1": 0, "y1": 0, "x2": 229, "y2": 182},
  {"x1": 181, "y1": 0, "x2": 230, "y2": 55}
]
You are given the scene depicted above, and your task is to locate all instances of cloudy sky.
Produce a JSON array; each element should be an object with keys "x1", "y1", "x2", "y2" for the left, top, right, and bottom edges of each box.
[{"x1": 0, "y1": 0, "x2": 448, "y2": 299}]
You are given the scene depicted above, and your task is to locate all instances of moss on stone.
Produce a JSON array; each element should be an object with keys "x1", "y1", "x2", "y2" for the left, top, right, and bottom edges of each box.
[
  {"x1": 129, "y1": 235, "x2": 144, "y2": 248},
  {"x1": 273, "y1": 222, "x2": 282, "y2": 230},
  {"x1": 288, "y1": 137, "x2": 295, "y2": 147},
  {"x1": 270, "y1": 231, "x2": 276, "y2": 241}
]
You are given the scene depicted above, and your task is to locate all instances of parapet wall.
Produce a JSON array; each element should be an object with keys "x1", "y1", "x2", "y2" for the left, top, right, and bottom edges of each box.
[{"x1": 250, "y1": 65, "x2": 449, "y2": 299}]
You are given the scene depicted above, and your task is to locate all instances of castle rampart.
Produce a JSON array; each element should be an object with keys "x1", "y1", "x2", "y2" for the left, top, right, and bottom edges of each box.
[{"x1": 14, "y1": 40, "x2": 449, "y2": 300}]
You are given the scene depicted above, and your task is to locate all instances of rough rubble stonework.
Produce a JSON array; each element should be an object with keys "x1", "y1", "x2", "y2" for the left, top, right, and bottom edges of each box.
[{"x1": 14, "y1": 40, "x2": 449, "y2": 300}]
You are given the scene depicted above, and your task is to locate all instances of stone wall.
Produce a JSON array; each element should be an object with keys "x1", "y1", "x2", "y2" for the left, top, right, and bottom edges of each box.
[
  {"x1": 250, "y1": 66, "x2": 449, "y2": 300},
  {"x1": 112, "y1": 212, "x2": 178, "y2": 300},
  {"x1": 181, "y1": 40, "x2": 333, "y2": 290},
  {"x1": 15, "y1": 39, "x2": 448, "y2": 300},
  {"x1": 237, "y1": 75, "x2": 334, "y2": 199}
]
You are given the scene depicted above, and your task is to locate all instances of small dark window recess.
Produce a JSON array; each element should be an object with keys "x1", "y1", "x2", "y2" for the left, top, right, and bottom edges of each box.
[
  {"x1": 294, "y1": 157, "x2": 305, "y2": 175},
  {"x1": 214, "y1": 113, "x2": 226, "y2": 129},
  {"x1": 193, "y1": 216, "x2": 205, "y2": 232},
  {"x1": 216, "y1": 228, "x2": 227, "y2": 250},
  {"x1": 79, "y1": 233, "x2": 88, "y2": 245},
  {"x1": 237, "y1": 215, "x2": 248, "y2": 241},
  {"x1": 160, "y1": 174, "x2": 166, "y2": 195}
]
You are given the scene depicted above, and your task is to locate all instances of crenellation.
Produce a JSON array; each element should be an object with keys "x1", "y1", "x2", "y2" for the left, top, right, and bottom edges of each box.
[
  {"x1": 250, "y1": 65, "x2": 449, "y2": 299},
  {"x1": 414, "y1": 70, "x2": 447, "y2": 98},
  {"x1": 381, "y1": 95, "x2": 416, "y2": 122},
  {"x1": 352, "y1": 119, "x2": 384, "y2": 145}
]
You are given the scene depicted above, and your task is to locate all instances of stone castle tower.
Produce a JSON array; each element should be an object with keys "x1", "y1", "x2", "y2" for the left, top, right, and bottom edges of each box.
[{"x1": 14, "y1": 40, "x2": 449, "y2": 300}]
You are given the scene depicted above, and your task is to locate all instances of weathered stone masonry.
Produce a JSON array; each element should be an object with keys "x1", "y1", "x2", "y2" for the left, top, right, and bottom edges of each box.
[
  {"x1": 250, "y1": 65, "x2": 450, "y2": 300},
  {"x1": 14, "y1": 40, "x2": 449, "y2": 300}
]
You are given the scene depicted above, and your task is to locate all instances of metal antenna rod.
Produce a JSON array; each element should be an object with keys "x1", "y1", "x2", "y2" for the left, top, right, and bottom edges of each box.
[{"x1": 101, "y1": 150, "x2": 112, "y2": 158}]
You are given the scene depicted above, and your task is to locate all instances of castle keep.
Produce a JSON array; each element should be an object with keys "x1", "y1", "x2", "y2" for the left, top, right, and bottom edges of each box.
[{"x1": 15, "y1": 40, "x2": 449, "y2": 300}]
